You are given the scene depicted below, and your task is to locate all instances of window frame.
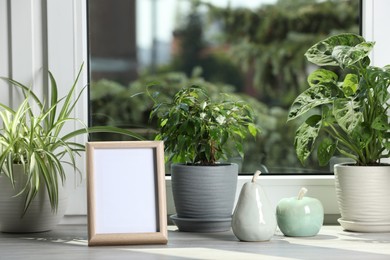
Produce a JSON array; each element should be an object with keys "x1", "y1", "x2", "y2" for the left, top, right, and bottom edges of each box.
[{"x1": 2, "y1": 0, "x2": 389, "y2": 222}]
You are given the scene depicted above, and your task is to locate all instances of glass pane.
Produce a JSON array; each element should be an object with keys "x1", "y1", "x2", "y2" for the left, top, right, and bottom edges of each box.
[{"x1": 88, "y1": 0, "x2": 360, "y2": 174}]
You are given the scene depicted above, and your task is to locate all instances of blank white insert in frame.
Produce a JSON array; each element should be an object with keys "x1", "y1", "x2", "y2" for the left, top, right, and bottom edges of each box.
[{"x1": 92, "y1": 147, "x2": 158, "y2": 234}]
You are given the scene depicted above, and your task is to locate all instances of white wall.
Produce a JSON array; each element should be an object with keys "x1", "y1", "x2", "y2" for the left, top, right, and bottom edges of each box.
[
  {"x1": 362, "y1": 0, "x2": 390, "y2": 67},
  {"x1": 0, "y1": 0, "x2": 10, "y2": 106},
  {"x1": 0, "y1": 0, "x2": 88, "y2": 217},
  {"x1": 45, "y1": 0, "x2": 89, "y2": 215}
]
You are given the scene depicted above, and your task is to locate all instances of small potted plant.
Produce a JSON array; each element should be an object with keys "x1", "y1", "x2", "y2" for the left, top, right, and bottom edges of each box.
[
  {"x1": 0, "y1": 64, "x2": 142, "y2": 233},
  {"x1": 149, "y1": 85, "x2": 258, "y2": 232},
  {"x1": 287, "y1": 33, "x2": 390, "y2": 232}
]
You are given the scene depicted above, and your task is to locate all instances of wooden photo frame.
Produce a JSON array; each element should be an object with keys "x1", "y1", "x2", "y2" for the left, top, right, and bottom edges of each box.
[{"x1": 86, "y1": 141, "x2": 168, "y2": 246}]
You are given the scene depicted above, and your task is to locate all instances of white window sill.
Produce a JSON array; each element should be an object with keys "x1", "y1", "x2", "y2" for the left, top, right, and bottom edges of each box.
[
  {"x1": 165, "y1": 174, "x2": 339, "y2": 224},
  {"x1": 62, "y1": 175, "x2": 339, "y2": 225}
]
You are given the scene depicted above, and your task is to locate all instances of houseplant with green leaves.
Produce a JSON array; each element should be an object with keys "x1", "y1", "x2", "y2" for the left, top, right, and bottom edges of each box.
[
  {"x1": 287, "y1": 33, "x2": 390, "y2": 231},
  {"x1": 0, "y1": 64, "x2": 142, "y2": 232},
  {"x1": 149, "y1": 85, "x2": 258, "y2": 232},
  {"x1": 150, "y1": 85, "x2": 258, "y2": 165}
]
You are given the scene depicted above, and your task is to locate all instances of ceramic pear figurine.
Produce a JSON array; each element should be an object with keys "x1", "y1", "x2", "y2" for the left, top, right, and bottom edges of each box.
[
  {"x1": 276, "y1": 187, "x2": 324, "y2": 237},
  {"x1": 231, "y1": 170, "x2": 276, "y2": 242}
]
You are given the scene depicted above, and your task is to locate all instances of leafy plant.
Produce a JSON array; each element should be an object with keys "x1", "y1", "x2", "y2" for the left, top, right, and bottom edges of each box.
[
  {"x1": 0, "y1": 64, "x2": 143, "y2": 215},
  {"x1": 149, "y1": 85, "x2": 259, "y2": 165},
  {"x1": 287, "y1": 33, "x2": 390, "y2": 166}
]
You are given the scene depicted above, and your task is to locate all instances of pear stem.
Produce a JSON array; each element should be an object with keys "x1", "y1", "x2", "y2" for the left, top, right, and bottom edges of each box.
[
  {"x1": 297, "y1": 187, "x2": 308, "y2": 200},
  {"x1": 251, "y1": 170, "x2": 261, "y2": 183}
]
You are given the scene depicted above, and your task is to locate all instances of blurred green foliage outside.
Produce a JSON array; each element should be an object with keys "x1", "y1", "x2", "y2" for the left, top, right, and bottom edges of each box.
[{"x1": 90, "y1": 0, "x2": 359, "y2": 173}]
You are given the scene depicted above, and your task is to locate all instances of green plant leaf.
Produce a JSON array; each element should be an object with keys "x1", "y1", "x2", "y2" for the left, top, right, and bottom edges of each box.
[
  {"x1": 383, "y1": 133, "x2": 390, "y2": 151},
  {"x1": 62, "y1": 125, "x2": 145, "y2": 142},
  {"x1": 287, "y1": 84, "x2": 334, "y2": 121},
  {"x1": 317, "y1": 138, "x2": 337, "y2": 166},
  {"x1": 332, "y1": 42, "x2": 374, "y2": 69},
  {"x1": 372, "y1": 114, "x2": 390, "y2": 131},
  {"x1": 48, "y1": 70, "x2": 59, "y2": 128},
  {"x1": 333, "y1": 98, "x2": 362, "y2": 134},
  {"x1": 304, "y1": 33, "x2": 366, "y2": 67},
  {"x1": 342, "y1": 74, "x2": 358, "y2": 96},
  {"x1": 160, "y1": 118, "x2": 168, "y2": 127},
  {"x1": 307, "y1": 69, "x2": 338, "y2": 88},
  {"x1": 350, "y1": 126, "x2": 372, "y2": 150},
  {"x1": 248, "y1": 123, "x2": 257, "y2": 137},
  {"x1": 294, "y1": 115, "x2": 322, "y2": 165},
  {"x1": 235, "y1": 141, "x2": 244, "y2": 158}
]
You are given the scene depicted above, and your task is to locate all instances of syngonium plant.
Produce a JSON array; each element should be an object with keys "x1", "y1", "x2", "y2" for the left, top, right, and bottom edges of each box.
[
  {"x1": 287, "y1": 33, "x2": 390, "y2": 166},
  {"x1": 0, "y1": 64, "x2": 143, "y2": 215},
  {"x1": 149, "y1": 85, "x2": 259, "y2": 166}
]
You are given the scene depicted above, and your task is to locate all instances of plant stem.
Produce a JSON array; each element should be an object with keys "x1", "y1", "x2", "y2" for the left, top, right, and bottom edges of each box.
[{"x1": 324, "y1": 125, "x2": 362, "y2": 162}]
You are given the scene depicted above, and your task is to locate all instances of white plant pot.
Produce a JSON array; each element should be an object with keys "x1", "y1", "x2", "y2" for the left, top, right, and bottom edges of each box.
[
  {"x1": 0, "y1": 165, "x2": 67, "y2": 233},
  {"x1": 334, "y1": 163, "x2": 390, "y2": 232}
]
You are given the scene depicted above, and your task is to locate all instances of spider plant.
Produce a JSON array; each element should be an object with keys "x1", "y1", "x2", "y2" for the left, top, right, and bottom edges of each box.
[{"x1": 0, "y1": 64, "x2": 143, "y2": 215}]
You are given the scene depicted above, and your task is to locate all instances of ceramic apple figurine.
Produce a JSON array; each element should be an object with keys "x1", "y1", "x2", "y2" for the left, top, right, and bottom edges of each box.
[
  {"x1": 276, "y1": 187, "x2": 324, "y2": 237},
  {"x1": 232, "y1": 170, "x2": 276, "y2": 242}
]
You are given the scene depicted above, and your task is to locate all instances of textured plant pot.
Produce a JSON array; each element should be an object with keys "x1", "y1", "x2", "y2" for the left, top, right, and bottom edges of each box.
[
  {"x1": 334, "y1": 163, "x2": 390, "y2": 232},
  {"x1": 170, "y1": 163, "x2": 238, "y2": 232},
  {"x1": 0, "y1": 165, "x2": 67, "y2": 233}
]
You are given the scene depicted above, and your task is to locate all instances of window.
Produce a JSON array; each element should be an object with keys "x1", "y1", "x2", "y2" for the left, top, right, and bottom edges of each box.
[{"x1": 88, "y1": 0, "x2": 361, "y2": 174}]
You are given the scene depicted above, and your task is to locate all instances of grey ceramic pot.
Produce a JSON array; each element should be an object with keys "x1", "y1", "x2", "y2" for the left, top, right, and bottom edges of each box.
[
  {"x1": 170, "y1": 163, "x2": 238, "y2": 232},
  {"x1": 0, "y1": 165, "x2": 67, "y2": 233}
]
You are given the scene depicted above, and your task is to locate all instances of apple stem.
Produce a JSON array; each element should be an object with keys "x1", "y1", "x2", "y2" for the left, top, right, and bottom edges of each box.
[
  {"x1": 297, "y1": 187, "x2": 308, "y2": 200},
  {"x1": 251, "y1": 170, "x2": 261, "y2": 183}
]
